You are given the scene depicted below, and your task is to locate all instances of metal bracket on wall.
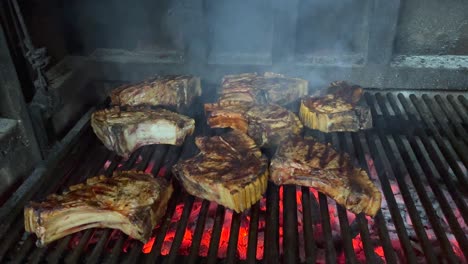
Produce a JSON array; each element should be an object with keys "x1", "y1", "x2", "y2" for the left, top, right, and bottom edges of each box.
[{"x1": 7, "y1": 0, "x2": 62, "y2": 155}]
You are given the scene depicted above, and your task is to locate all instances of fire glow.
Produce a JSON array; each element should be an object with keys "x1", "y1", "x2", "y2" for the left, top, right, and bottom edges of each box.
[
  {"x1": 134, "y1": 181, "x2": 465, "y2": 263},
  {"x1": 139, "y1": 186, "x2": 387, "y2": 262},
  {"x1": 68, "y1": 157, "x2": 465, "y2": 262}
]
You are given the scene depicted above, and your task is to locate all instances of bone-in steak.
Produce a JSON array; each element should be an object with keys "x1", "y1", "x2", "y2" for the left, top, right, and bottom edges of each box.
[
  {"x1": 204, "y1": 103, "x2": 251, "y2": 133},
  {"x1": 205, "y1": 103, "x2": 303, "y2": 147},
  {"x1": 300, "y1": 81, "x2": 372, "y2": 132},
  {"x1": 245, "y1": 104, "x2": 303, "y2": 147},
  {"x1": 270, "y1": 136, "x2": 382, "y2": 216},
  {"x1": 24, "y1": 171, "x2": 173, "y2": 246},
  {"x1": 91, "y1": 107, "x2": 195, "y2": 158},
  {"x1": 110, "y1": 75, "x2": 201, "y2": 109},
  {"x1": 172, "y1": 131, "x2": 268, "y2": 213},
  {"x1": 220, "y1": 72, "x2": 308, "y2": 106}
]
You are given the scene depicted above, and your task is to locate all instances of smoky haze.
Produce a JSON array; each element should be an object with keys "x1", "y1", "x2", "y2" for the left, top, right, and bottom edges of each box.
[{"x1": 63, "y1": 0, "x2": 369, "y2": 87}]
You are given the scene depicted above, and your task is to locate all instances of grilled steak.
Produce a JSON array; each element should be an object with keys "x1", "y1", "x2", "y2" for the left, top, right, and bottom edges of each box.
[
  {"x1": 205, "y1": 103, "x2": 303, "y2": 147},
  {"x1": 173, "y1": 131, "x2": 269, "y2": 213},
  {"x1": 245, "y1": 104, "x2": 303, "y2": 147},
  {"x1": 91, "y1": 107, "x2": 195, "y2": 158},
  {"x1": 270, "y1": 136, "x2": 382, "y2": 216},
  {"x1": 204, "y1": 103, "x2": 250, "y2": 133},
  {"x1": 220, "y1": 72, "x2": 308, "y2": 106},
  {"x1": 300, "y1": 81, "x2": 372, "y2": 132},
  {"x1": 110, "y1": 75, "x2": 201, "y2": 109},
  {"x1": 24, "y1": 171, "x2": 174, "y2": 246}
]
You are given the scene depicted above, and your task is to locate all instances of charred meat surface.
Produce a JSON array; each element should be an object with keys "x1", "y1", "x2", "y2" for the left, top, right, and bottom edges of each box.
[
  {"x1": 270, "y1": 136, "x2": 382, "y2": 216},
  {"x1": 205, "y1": 103, "x2": 303, "y2": 147},
  {"x1": 91, "y1": 107, "x2": 195, "y2": 158},
  {"x1": 110, "y1": 75, "x2": 201, "y2": 109},
  {"x1": 173, "y1": 131, "x2": 269, "y2": 213},
  {"x1": 204, "y1": 103, "x2": 251, "y2": 133},
  {"x1": 245, "y1": 104, "x2": 303, "y2": 147},
  {"x1": 24, "y1": 171, "x2": 174, "y2": 246},
  {"x1": 300, "y1": 81, "x2": 372, "y2": 132},
  {"x1": 220, "y1": 72, "x2": 308, "y2": 106}
]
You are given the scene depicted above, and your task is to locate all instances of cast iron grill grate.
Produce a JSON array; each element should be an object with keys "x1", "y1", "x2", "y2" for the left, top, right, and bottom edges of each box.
[{"x1": 0, "y1": 91, "x2": 466, "y2": 263}]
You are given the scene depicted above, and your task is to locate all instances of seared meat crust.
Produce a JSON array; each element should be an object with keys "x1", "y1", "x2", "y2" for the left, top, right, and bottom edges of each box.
[
  {"x1": 24, "y1": 171, "x2": 174, "y2": 246},
  {"x1": 270, "y1": 136, "x2": 381, "y2": 216}
]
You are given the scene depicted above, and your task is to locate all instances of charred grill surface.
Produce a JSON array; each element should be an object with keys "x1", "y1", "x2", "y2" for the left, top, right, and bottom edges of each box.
[{"x1": 0, "y1": 91, "x2": 466, "y2": 263}]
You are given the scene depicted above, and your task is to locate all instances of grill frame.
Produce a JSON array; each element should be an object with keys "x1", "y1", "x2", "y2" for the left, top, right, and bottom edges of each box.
[{"x1": 0, "y1": 90, "x2": 467, "y2": 263}]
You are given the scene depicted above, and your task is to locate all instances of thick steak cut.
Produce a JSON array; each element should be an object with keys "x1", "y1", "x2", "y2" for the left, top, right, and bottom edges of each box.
[
  {"x1": 91, "y1": 107, "x2": 195, "y2": 158},
  {"x1": 245, "y1": 104, "x2": 303, "y2": 147},
  {"x1": 110, "y1": 75, "x2": 201, "y2": 109},
  {"x1": 220, "y1": 72, "x2": 308, "y2": 106},
  {"x1": 204, "y1": 103, "x2": 251, "y2": 133},
  {"x1": 270, "y1": 136, "x2": 382, "y2": 216},
  {"x1": 300, "y1": 81, "x2": 372, "y2": 132},
  {"x1": 173, "y1": 131, "x2": 268, "y2": 213},
  {"x1": 24, "y1": 171, "x2": 174, "y2": 246},
  {"x1": 205, "y1": 103, "x2": 303, "y2": 147}
]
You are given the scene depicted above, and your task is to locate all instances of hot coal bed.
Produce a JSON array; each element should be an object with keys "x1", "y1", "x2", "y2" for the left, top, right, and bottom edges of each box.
[
  {"x1": 0, "y1": 87, "x2": 467, "y2": 264},
  {"x1": 1, "y1": 0, "x2": 468, "y2": 263}
]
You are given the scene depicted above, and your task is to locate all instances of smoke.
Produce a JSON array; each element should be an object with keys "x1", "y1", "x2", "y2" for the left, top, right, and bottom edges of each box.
[
  {"x1": 63, "y1": 0, "x2": 369, "y2": 87},
  {"x1": 296, "y1": 0, "x2": 367, "y2": 55}
]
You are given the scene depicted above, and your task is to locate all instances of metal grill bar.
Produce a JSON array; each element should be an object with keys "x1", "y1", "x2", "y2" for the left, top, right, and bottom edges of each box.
[
  {"x1": 144, "y1": 185, "x2": 180, "y2": 263},
  {"x1": 408, "y1": 95, "x2": 468, "y2": 190},
  {"x1": 264, "y1": 183, "x2": 279, "y2": 263},
  {"x1": 166, "y1": 194, "x2": 195, "y2": 263},
  {"x1": 283, "y1": 185, "x2": 299, "y2": 263},
  {"x1": 447, "y1": 95, "x2": 468, "y2": 124},
  {"x1": 395, "y1": 95, "x2": 468, "y2": 219},
  {"x1": 375, "y1": 93, "x2": 459, "y2": 262},
  {"x1": 301, "y1": 186, "x2": 317, "y2": 264},
  {"x1": 331, "y1": 134, "x2": 358, "y2": 264},
  {"x1": 394, "y1": 94, "x2": 468, "y2": 259},
  {"x1": 366, "y1": 93, "x2": 439, "y2": 263},
  {"x1": 366, "y1": 130, "x2": 419, "y2": 262},
  {"x1": 350, "y1": 132, "x2": 399, "y2": 264},
  {"x1": 0, "y1": 92, "x2": 466, "y2": 263},
  {"x1": 206, "y1": 205, "x2": 225, "y2": 264},
  {"x1": 459, "y1": 95, "x2": 468, "y2": 110},
  {"x1": 246, "y1": 202, "x2": 260, "y2": 263},
  {"x1": 187, "y1": 199, "x2": 210, "y2": 264},
  {"x1": 433, "y1": 95, "x2": 468, "y2": 145},
  {"x1": 341, "y1": 133, "x2": 381, "y2": 263},
  {"x1": 226, "y1": 211, "x2": 241, "y2": 264},
  {"x1": 420, "y1": 95, "x2": 468, "y2": 166},
  {"x1": 143, "y1": 146, "x2": 186, "y2": 264},
  {"x1": 319, "y1": 193, "x2": 337, "y2": 263}
]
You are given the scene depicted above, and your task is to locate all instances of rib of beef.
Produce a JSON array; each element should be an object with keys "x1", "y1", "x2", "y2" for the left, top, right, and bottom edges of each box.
[
  {"x1": 110, "y1": 75, "x2": 201, "y2": 109},
  {"x1": 300, "y1": 81, "x2": 372, "y2": 132},
  {"x1": 205, "y1": 103, "x2": 303, "y2": 147},
  {"x1": 220, "y1": 72, "x2": 308, "y2": 106},
  {"x1": 204, "y1": 103, "x2": 251, "y2": 133},
  {"x1": 24, "y1": 171, "x2": 174, "y2": 246},
  {"x1": 172, "y1": 131, "x2": 268, "y2": 213},
  {"x1": 245, "y1": 104, "x2": 303, "y2": 147},
  {"x1": 270, "y1": 136, "x2": 382, "y2": 216},
  {"x1": 91, "y1": 107, "x2": 195, "y2": 158}
]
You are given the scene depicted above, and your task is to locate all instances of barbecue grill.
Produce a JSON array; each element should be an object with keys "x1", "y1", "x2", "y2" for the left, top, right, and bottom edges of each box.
[{"x1": 0, "y1": 0, "x2": 467, "y2": 263}]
